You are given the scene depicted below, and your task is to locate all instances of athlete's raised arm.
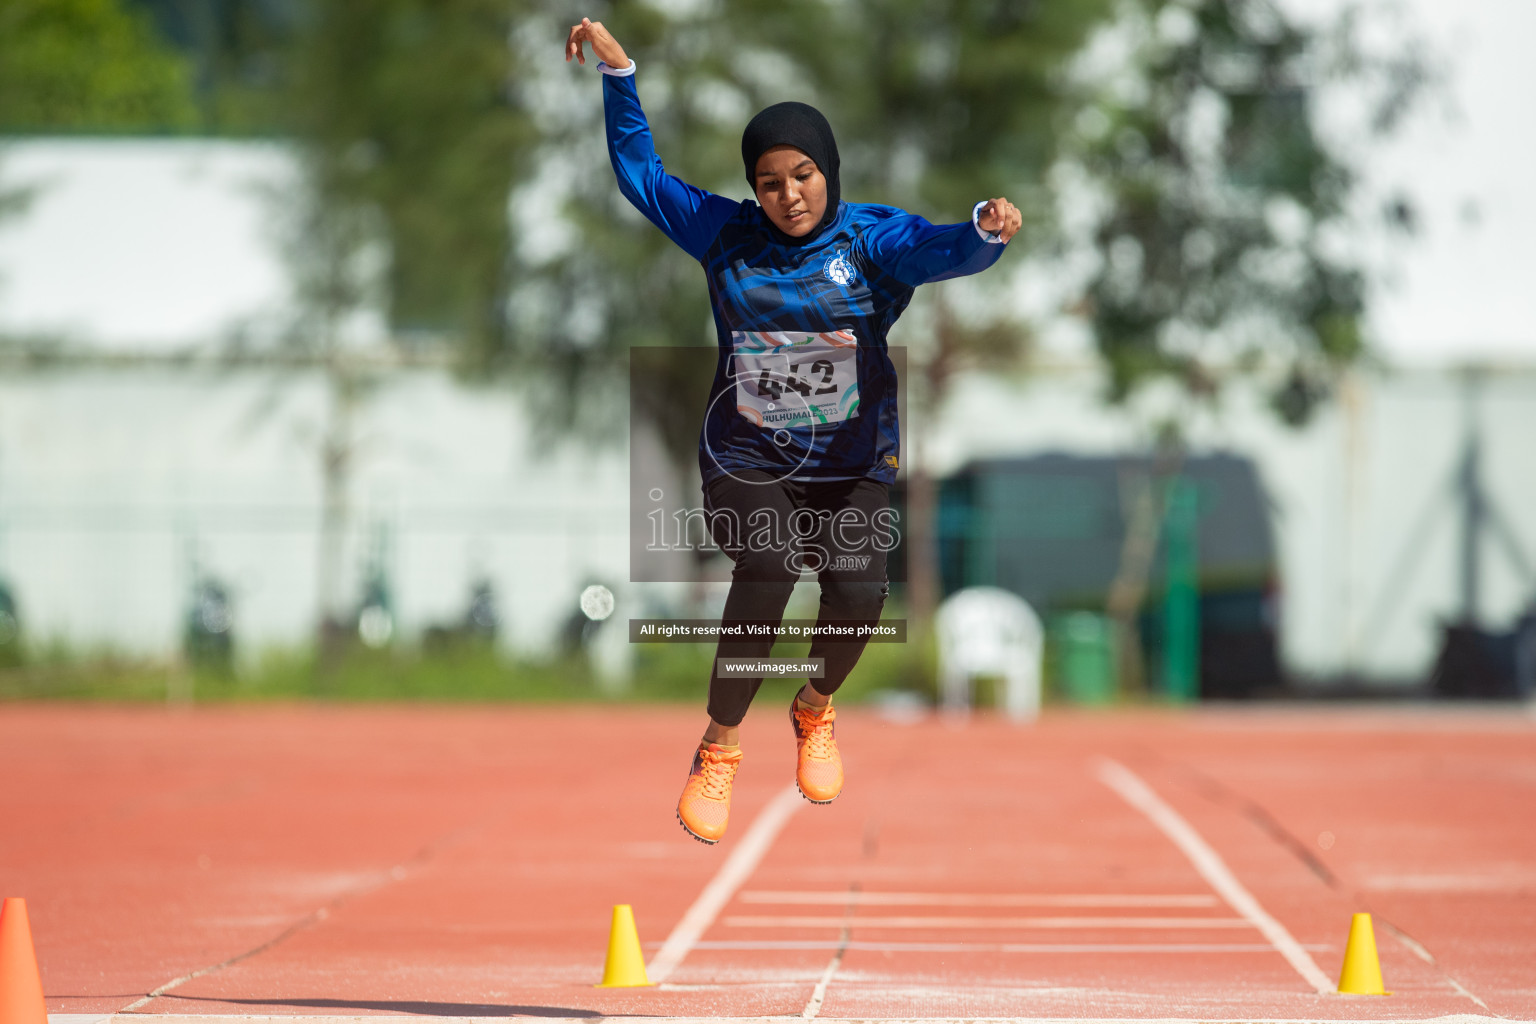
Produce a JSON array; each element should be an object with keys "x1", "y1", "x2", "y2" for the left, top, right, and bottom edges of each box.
[
  {"x1": 860, "y1": 197, "x2": 1020, "y2": 287},
  {"x1": 565, "y1": 17, "x2": 737, "y2": 262}
]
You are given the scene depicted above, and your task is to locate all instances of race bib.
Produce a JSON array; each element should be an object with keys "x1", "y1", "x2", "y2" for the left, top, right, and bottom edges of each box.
[{"x1": 730, "y1": 330, "x2": 860, "y2": 429}]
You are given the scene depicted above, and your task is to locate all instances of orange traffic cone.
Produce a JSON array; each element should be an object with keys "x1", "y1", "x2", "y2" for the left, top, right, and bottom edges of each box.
[{"x1": 0, "y1": 898, "x2": 48, "y2": 1024}]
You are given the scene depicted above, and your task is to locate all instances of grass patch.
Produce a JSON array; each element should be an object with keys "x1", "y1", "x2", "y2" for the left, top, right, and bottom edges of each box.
[{"x1": 0, "y1": 631, "x2": 940, "y2": 706}]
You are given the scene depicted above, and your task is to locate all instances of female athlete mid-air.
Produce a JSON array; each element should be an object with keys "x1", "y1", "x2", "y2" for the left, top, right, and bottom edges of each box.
[{"x1": 566, "y1": 17, "x2": 1020, "y2": 844}]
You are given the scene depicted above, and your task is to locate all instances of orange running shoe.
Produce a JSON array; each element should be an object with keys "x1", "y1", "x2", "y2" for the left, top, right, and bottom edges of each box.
[
  {"x1": 790, "y1": 696, "x2": 843, "y2": 803},
  {"x1": 676, "y1": 743, "x2": 743, "y2": 844}
]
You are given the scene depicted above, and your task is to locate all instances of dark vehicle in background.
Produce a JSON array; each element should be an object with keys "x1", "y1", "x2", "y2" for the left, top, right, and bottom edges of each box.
[{"x1": 901, "y1": 452, "x2": 1283, "y2": 699}]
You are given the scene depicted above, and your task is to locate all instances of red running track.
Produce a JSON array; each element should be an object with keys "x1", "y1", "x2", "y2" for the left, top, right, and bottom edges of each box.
[{"x1": 1, "y1": 703, "x2": 1533, "y2": 1020}]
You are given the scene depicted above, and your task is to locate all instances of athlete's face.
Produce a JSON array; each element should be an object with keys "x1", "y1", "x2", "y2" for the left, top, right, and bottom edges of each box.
[{"x1": 753, "y1": 145, "x2": 828, "y2": 237}]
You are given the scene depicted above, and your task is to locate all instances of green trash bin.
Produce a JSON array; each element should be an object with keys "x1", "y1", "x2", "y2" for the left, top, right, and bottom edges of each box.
[{"x1": 1051, "y1": 612, "x2": 1118, "y2": 705}]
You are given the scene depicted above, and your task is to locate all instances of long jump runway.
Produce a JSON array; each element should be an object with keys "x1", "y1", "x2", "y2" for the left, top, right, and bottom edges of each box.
[{"x1": 2, "y1": 703, "x2": 1533, "y2": 1022}]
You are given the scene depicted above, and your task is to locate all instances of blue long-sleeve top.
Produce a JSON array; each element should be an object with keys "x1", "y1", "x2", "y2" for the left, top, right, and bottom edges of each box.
[{"x1": 602, "y1": 64, "x2": 1007, "y2": 486}]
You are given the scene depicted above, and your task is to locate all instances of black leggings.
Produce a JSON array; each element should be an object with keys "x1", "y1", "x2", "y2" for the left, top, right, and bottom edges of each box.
[{"x1": 703, "y1": 470, "x2": 891, "y2": 727}]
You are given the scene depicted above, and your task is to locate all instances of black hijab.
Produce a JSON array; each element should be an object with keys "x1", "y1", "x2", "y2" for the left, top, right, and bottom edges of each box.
[{"x1": 741, "y1": 101, "x2": 841, "y2": 247}]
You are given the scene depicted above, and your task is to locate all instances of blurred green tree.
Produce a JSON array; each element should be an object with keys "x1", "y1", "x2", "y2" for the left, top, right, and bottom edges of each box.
[
  {"x1": 1068, "y1": 0, "x2": 1427, "y2": 421},
  {"x1": 1062, "y1": 0, "x2": 1428, "y2": 692},
  {"x1": 285, "y1": 0, "x2": 535, "y2": 356},
  {"x1": 120, "y1": 0, "x2": 297, "y2": 134},
  {"x1": 0, "y1": 0, "x2": 198, "y2": 132},
  {"x1": 268, "y1": 0, "x2": 536, "y2": 660}
]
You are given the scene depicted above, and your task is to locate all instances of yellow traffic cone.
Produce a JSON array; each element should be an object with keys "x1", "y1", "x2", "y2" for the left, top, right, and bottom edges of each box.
[
  {"x1": 1337, "y1": 912, "x2": 1389, "y2": 994},
  {"x1": 1, "y1": 898, "x2": 49, "y2": 1024},
  {"x1": 594, "y1": 904, "x2": 653, "y2": 988}
]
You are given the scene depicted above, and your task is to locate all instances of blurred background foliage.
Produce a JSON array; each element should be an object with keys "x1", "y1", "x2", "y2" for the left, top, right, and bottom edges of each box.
[
  {"x1": 0, "y1": 0, "x2": 200, "y2": 132},
  {"x1": 285, "y1": 0, "x2": 534, "y2": 357},
  {"x1": 1067, "y1": 0, "x2": 1428, "y2": 421}
]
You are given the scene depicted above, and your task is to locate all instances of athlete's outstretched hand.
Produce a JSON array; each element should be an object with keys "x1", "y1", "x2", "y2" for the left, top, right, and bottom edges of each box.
[
  {"x1": 977, "y1": 198, "x2": 1022, "y2": 243},
  {"x1": 565, "y1": 17, "x2": 631, "y2": 70}
]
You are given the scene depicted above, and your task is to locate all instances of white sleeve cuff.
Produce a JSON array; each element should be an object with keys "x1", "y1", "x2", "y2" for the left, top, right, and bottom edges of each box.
[
  {"x1": 597, "y1": 59, "x2": 636, "y2": 77},
  {"x1": 972, "y1": 200, "x2": 1004, "y2": 244}
]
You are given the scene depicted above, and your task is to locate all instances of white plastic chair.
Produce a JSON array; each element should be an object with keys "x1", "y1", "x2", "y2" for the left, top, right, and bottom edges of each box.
[{"x1": 936, "y1": 587, "x2": 1044, "y2": 721}]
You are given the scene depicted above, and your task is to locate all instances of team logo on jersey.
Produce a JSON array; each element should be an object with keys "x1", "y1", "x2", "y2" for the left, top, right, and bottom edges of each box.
[{"x1": 823, "y1": 249, "x2": 855, "y2": 286}]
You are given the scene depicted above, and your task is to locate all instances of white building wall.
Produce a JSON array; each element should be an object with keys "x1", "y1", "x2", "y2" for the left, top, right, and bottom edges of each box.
[
  {"x1": 0, "y1": 368, "x2": 631, "y2": 659},
  {"x1": 0, "y1": 140, "x2": 308, "y2": 348}
]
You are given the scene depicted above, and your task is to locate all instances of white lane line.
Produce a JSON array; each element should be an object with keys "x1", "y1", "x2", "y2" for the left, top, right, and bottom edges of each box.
[
  {"x1": 800, "y1": 886, "x2": 858, "y2": 1020},
  {"x1": 1450, "y1": 978, "x2": 1493, "y2": 1011},
  {"x1": 799, "y1": 927, "x2": 848, "y2": 1021},
  {"x1": 694, "y1": 940, "x2": 1332, "y2": 953},
  {"x1": 726, "y1": 915, "x2": 1251, "y2": 929},
  {"x1": 116, "y1": 905, "x2": 336, "y2": 1012},
  {"x1": 647, "y1": 783, "x2": 803, "y2": 984},
  {"x1": 1378, "y1": 917, "x2": 1492, "y2": 1011},
  {"x1": 115, "y1": 852, "x2": 432, "y2": 1013},
  {"x1": 740, "y1": 890, "x2": 1219, "y2": 907},
  {"x1": 1096, "y1": 758, "x2": 1335, "y2": 995},
  {"x1": 801, "y1": 949, "x2": 843, "y2": 1020}
]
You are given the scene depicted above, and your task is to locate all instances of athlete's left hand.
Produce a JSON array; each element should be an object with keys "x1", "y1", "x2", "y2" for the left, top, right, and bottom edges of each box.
[{"x1": 977, "y1": 198, "x2": 1021, "y2": 243}]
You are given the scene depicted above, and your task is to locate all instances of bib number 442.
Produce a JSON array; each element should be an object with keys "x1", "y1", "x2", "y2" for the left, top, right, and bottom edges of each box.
[
  {"x1": 731, "y1": 330, "x2": 861, "y2": 428},
  {"x1": 756, "y1": 360, "x2": 837, "y2": 400}
]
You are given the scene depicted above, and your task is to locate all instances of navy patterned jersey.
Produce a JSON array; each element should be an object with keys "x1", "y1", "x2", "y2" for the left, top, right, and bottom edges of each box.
[{"x1": 603, "y1": 68, "x2": 1007, "y2": 486}]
